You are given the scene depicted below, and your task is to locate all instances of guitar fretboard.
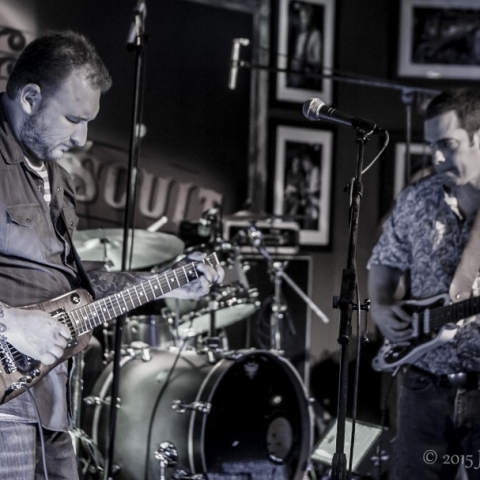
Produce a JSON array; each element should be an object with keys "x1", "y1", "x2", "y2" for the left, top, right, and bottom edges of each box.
[
  {"x1": 423, "y1": 296, "x2": 480, "y2": 330},
  {"x1": 69, "y1": 253, "x2": 218, "y2": 336}
]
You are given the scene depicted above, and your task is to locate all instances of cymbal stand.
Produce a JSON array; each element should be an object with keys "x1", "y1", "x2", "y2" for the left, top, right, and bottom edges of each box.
[
  {"x1": 247, "y1": 224, "x2": 329, "y2": 351},
  {"x1": 270, "y1": 261, "x2": 285, "y2": 351}
]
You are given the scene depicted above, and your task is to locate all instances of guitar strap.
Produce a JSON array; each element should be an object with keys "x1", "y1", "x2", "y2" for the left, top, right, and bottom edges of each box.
[{"x1": 449, "y1": 208, "x2": 480, "y2": 303}]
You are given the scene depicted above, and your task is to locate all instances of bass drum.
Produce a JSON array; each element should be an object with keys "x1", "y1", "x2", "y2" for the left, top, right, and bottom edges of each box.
[{"x1": 87, "y1": 348, "x2": 313, "y2": 480}]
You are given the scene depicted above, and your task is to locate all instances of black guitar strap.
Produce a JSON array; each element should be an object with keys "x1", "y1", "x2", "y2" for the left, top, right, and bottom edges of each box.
[{"x1": 449, "y1": 208, "x2": 480, "y2": 303}]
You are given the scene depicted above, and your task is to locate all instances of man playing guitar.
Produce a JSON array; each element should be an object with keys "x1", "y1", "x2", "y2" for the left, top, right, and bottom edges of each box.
[{"x1": 368, "y1": 88, "x2": 480, "y2": 479}]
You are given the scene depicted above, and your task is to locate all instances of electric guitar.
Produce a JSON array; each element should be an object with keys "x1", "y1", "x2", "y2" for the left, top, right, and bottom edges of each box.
[
  {"x1": 372, "y1": 293, "x2": 480, "y2": 373},
  {"x1": 0, "y1": 252, "x2": 219, "y2": 405}
]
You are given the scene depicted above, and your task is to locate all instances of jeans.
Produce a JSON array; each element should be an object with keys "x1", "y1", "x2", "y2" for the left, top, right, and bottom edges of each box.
[
  {"x1": 0, "y1": 422, "x2": 79, "y2": 480},
  {"x1": 394, "y1": 368, "x2": 480, "y2": 480}
]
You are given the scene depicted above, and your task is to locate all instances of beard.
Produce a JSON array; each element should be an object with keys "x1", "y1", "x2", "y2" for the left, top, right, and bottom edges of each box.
[{"x1": 20, "y1": 107, "x2": 64, "y2": 162}]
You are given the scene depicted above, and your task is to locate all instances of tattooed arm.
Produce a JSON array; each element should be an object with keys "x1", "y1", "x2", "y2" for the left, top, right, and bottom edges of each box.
[
  {"x1": 87, "y1": 252, "x2": 225, "y2": 300},
  {"x1": 0, "y1": 301, "x2": 70, "y2": 364}
]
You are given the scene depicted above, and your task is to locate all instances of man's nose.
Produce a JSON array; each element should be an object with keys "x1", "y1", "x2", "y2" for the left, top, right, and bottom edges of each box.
[
  {"x1": 71, "y1": 122, "x2": 88, "y2": 147},
  {"x1": 432, "y1": 147, "x2": 446, "y2": 165}
]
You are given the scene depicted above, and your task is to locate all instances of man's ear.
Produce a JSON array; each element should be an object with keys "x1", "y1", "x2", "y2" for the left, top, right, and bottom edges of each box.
[{"x1": 19, "y1": 84, "x2": 42, "y2": 115}]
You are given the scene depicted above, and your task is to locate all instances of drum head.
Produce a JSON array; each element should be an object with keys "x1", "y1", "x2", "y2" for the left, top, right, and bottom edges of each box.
[{"x1": 194, "y1": 351, "x2": 313, "y2": 479}]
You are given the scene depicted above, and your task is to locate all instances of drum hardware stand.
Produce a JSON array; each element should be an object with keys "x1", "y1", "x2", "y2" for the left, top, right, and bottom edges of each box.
[
  {"x1": 270, "y1": 260, "x2": 288, "y2": 351},
  {"x1": 172, "y1": 298, "x2": 182, "y2": 347},
  {"x1": 203, "y1": 294, "x2": 224, "y2": 363},
  {"x1": 247, "y1": 224, "x2": 329, "y2": 350}
]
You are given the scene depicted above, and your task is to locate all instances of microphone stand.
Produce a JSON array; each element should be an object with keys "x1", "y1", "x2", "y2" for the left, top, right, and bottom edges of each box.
[
  {"x1": 103, "y1": 3, "x2": 147, "y2": 479},
  {"x1": 330, "y1": 128, "x2": 372, "y2": 480}
]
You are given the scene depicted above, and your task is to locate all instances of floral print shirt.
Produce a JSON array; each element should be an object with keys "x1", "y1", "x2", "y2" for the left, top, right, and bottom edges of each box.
[{"x1": 369, "y1": 174, "x2": 480, "y2": 375}]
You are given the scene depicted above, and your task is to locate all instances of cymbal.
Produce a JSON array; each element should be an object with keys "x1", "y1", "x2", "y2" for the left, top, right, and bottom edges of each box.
[{"x1": 73, "y1": 228, "x2": 185, "y2": 271}]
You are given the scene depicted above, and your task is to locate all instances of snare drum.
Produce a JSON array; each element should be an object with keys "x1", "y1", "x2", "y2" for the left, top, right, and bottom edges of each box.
[
  {"x1": 165, "y1": 250, "x2": 260, "y2": 336},
  {"x1": 86, "y1": 348, "x2": 313, "y2": 480},
  {"x1": 123, "y1": 314, "x2": 172, "y2": 347}
]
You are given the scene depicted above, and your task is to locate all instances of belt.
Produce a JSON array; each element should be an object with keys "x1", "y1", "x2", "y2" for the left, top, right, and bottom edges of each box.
[{"x1": 409, "y1": 366, "x2": 480, "y2": 389}]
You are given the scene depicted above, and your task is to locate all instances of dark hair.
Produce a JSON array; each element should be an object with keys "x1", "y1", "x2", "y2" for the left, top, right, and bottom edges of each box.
[
  {"x1": 425, "y1": 88, "x2": 480, "y2": 141},
  {"x1": 6, "y1": 30, "x2": 112, "y2": 98}
]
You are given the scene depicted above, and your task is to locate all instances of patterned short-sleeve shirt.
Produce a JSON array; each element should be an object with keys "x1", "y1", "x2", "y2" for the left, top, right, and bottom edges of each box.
[{"x1": 368, "y1": 173, "x2": 480, "y2": 375}]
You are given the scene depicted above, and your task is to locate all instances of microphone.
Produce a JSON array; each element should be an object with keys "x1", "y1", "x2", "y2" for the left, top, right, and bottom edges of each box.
[
  {"x1": 228, "y1": 38, "x2": 250, "y2": 90},
  {"x1": 198, "y1": 208, "x2": 220, "y2": 237},
  {"x1": 302, "y1": 98, "x2": 386, "y2": 135},
  {"x1": 126, "y1": 0, "x2": 147, "y2": 49}
]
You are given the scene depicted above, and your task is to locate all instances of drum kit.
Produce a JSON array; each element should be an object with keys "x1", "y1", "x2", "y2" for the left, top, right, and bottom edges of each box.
[{"x1": 71, "y1": 218, "x2": 316, "y2": 480}]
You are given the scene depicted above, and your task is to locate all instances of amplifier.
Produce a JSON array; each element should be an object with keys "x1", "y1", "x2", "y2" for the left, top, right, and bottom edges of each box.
[{"x1": 223, "y1": 219, "x2": 300, "y2": 255}]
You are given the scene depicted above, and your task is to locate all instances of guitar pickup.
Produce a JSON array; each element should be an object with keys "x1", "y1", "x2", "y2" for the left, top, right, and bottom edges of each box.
[{"x1": 50, "y1": 308, "x2": 78, "y2": 347}]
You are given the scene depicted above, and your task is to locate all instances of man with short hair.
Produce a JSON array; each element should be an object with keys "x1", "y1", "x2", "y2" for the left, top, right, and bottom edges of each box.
[
  {"x1": 368, "y1": 88, "x2": 480, "y2": 479},
  {"x1": 0, "y1": 30, "x2": 223, "y2": 479}
]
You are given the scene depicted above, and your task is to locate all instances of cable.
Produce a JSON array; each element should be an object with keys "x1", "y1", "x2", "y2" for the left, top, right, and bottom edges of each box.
[
  {"x1": 346, "y1": 280, "x2": 362, "y2": 480},
  {"x1": 25, "y1": 387, "x2": 49, "y2": 480},
  {"x1": 362, "y1": 131, "x2": 390, "y2": 175}
]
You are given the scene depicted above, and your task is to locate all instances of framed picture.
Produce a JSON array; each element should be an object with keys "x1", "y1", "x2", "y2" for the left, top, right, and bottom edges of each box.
[
  {"x1": 276, "y1": 0, "x2": 335, "y2": 103},
  {"x1": 394, "y1": 142, "x2": 433, "y2": 197},
  {"x1": 398, "y1": 0, "x2": 480, "y2": 79},
  {"x1": 274, "y1": 125, "x2": 333, "y2": 246}
]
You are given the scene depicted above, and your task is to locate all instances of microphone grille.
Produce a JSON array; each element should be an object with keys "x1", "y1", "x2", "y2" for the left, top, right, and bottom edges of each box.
[{"x1": 302, "y1": 97, "x2": 326, "y2": 120}]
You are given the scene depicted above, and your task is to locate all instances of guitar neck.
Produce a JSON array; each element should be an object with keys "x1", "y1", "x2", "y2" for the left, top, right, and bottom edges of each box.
[
  {"x1": 70, "y1": 252, "x2": 218, "y2": 336},
  {"x1": 429, "y1": 295, "x2": 480, "y2": 330}
]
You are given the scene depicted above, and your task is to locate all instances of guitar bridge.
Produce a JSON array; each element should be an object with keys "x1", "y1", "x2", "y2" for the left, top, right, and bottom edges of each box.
[{"x1": 0, "y1": 338, "x2": 17, "y2": 374}]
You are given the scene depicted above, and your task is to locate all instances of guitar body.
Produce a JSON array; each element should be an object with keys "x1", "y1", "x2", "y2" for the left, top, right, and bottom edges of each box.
[
  {"x1": 372, "y1": 293, "x2": 462, "y2": 373},
  {"x1": 0, "y1": 289, "x2": 94, "y2": 405},
  {"x1": 372, "y1": 325, "x2": 458, "y2": 373}
]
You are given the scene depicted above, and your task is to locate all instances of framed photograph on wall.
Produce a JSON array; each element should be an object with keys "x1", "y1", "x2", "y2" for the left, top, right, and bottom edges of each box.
[
  {"x1": 398, "y1": 0, "x2": 480, "y2": 79},
  {"x1": 274, "y1": 125, "x2": 333, "y2": 246},
  {"x1": 276, "y1": 0, "x2": 335, "y2": 103},
  {"x1": 394, "y1": 142, "x2": 432, "y2": 197}
]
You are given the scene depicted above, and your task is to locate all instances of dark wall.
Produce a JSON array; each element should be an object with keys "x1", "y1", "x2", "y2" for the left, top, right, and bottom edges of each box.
[{"x1": 33, "y1": 0, "x2": 253, "y2": 216}]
